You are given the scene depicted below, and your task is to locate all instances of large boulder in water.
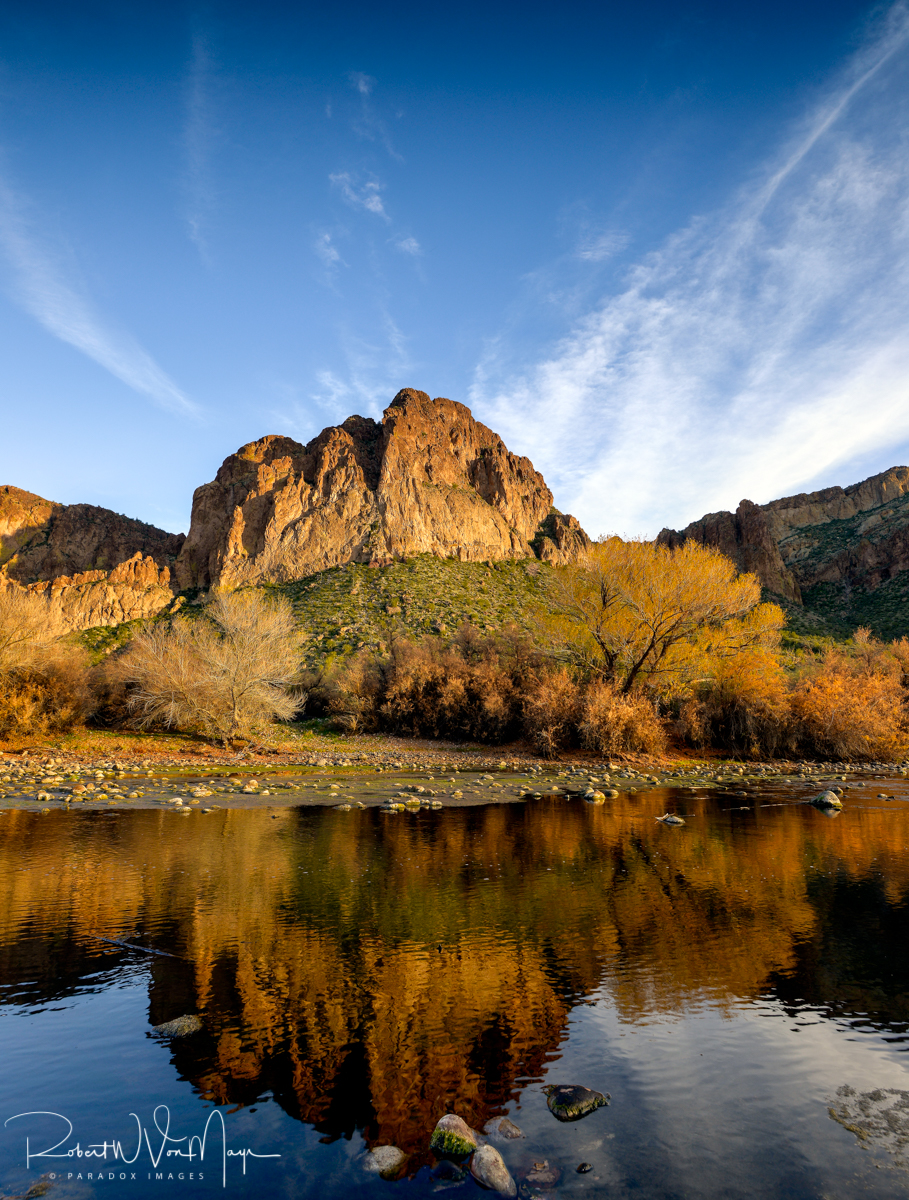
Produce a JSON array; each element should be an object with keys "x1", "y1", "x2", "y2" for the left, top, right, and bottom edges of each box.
[
  {"x1": 542, "y1": 1084, "x2": 610, "y2": 1121},
  {"x1": 469, "y1": 1144, "x2": 517, "y2": 1196},
  {"x1": 363, "y1": 1145, "x2": 406, "y2": 1178}
]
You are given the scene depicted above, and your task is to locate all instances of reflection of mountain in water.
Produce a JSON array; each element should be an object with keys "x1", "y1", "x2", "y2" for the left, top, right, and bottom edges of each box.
[{"x1": 1, "y1": 795, "x2": 908, "y2": 1157}]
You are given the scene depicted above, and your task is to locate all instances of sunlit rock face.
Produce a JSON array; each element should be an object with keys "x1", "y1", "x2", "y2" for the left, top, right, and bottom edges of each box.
[
  {"x1": 175, "y1": 389, "x2": 590, "y2": 590},
  {"x1": 657, "y1": 466, "x2": 909, "y2": 611}
]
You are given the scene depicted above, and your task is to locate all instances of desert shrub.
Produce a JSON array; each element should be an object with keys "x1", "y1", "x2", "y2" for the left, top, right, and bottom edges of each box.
[
  {"x1": 0, "y1": 587, "x2": 52, "y2": 670},
  {"x1": 323, "y1": 626, "x2": 546, "y2": 742},
  {"x1": 0, "y1": 587, "x2": 92, "y2": 737},
  {"x1": 678, "y1": 648, "x2": 793, "y2": 758},
  {"x1": 578, "y1": 681, "x2": 666, "y2": 756},
  {"x1": 521, "y1": 668, "x2": 582, "y2": 757},
  {"x1": 87, "y1": 660, "x2": 133, "y2": 728},
  {"x1": 0, "y1": 645, "x2": 94, "y2": 737},
  {"x1": 325, "y1": 628, "x2": 668, "y2": 755},
  {"x1": 114, "y1": 590, "x2": 304, "y2": 742},
  {"x1": 790, "y1": 634, "x2": 909, "y2": 760}
]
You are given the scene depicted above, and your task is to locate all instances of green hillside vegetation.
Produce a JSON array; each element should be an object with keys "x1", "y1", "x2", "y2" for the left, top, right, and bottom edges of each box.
[
  {"x1": 800, "y1": 571, "x2": 909, "y2": 642},
  {"x1": 275, "y1": 555, "x2": 554, "y2": 663},
  {"x1": 77, "y1": 551, "x2": 909, "y2": 676}
]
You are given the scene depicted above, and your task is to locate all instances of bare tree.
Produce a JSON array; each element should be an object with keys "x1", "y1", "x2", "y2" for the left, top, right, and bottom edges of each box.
[{"x1": 118, "y1": 590, "x2": 303, "y2": 742}]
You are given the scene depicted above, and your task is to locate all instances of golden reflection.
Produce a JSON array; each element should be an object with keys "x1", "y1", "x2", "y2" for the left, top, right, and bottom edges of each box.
[{"x1": 1, "y1": 793, "x2": 908, "y2": 1155}]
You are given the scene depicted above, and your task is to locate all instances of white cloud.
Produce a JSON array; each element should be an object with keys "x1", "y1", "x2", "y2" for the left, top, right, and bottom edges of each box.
[
  {"x1": 394, "y1": 236, "x2": 421, "y2": 256},
  {"x1": 314, "y1": 231, "x2": 343, "y2": 267},
  {"x1": 473, "y1": 3, "x2": 909, "y2": 537},
  {"x1": 349, "y1": 72, "x2": 375, "y2": 96},
  {"x1": 576, "y1": 230, "x2": 629, "y2": 262},
  {"x1": 0, "y1": 175, "x2": 198, "y2": 418},
  {"x1": 274, "y1": 309, "x2": 411, "y2": 436},
  {"x1": 329, "y1": 172, "x2": 389, "y2": 219}
]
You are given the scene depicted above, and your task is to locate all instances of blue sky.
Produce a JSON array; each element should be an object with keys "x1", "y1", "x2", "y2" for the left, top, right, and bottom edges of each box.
[{"x1": 1, "y1": 0, "x2": 908, "y2": 537}]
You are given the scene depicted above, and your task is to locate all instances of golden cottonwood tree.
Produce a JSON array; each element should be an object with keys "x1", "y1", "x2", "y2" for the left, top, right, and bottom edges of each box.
[
  {"x1": 548, "y1": 536, "x2": 784, "y2": 696},
  {"x1": 117, "y1": 590, "x2": 303, "y2": 741}
]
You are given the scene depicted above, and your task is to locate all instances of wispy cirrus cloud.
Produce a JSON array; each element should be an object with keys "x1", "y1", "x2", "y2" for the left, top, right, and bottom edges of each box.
[
  {"x1": 575, "y1": 230, "x2": 629, "y2": 262},
  {"x1": 329, "y1": 171, "x2": 389, "y2": 219},
  {"x1": 0, "y1": 174, "x2": 198, "y2": 418},
  {"x1": 473, "y1": 3, "x2": 909, "y2": 537},
  {"x1": 314, "y1": 231, "x2": 344, "y2": 268},
  {"x1": 274, "y1": 307, "x2": 411, "y2": 435},
  {"x1": 348, "y1": 71, "x2": 375, "y2": 97},
  {"x1": 346, "y1": 70, "x2": 401, "y2": 160},
  {"x1": 182, "y1": 34, "x2": 218, "y2": 261}
]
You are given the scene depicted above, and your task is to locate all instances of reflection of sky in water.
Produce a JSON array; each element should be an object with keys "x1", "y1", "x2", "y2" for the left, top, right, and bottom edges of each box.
[{"x1": 0, "y1": 790, "x2": 908, "y2": 1198}]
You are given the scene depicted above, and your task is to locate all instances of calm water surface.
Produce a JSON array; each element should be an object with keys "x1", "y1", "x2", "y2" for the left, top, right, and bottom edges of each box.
[{"x1": 2, "y1": 780, "x2": 909, "y2": 1198}]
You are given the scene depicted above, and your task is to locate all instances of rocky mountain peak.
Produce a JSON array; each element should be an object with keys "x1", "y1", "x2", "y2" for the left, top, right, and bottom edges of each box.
[{"x1": 175, "y1": 388, "x2": 589, "y2": 590}]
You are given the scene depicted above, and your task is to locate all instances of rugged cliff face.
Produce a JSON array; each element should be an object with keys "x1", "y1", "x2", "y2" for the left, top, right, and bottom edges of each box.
[
  {"x1": 657, "y1": 466, "x2": 909, "y2": 615},
  {"x1": 0, "y1": 485, "x2": 183, "y2": 583},
  {"x1": 176, "y1": 388, "x2": 589, "y2": 589},
  {"x1": 657, "y1": 500, "x2": 802, "y2": 602},
  {"x1": 0, "y1": 485, "x2": 184, "y2": 632}
]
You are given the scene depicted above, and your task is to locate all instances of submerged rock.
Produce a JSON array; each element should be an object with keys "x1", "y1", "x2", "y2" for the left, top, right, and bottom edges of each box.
[
  {"x1": 152, "y1": 1014, "x2": 203, "y2": 1037},
  {"x1": 469, "y1": 1144, "x2": 517, "y2": 1196},
  {"x1": 430, "y1": 1159, "x2": 466, "y2": 1183},
  {"x1": 542, "y1": 1084, "x2": 610, "y2": 1122},
  {"x1": 363, "y1": 1145, "x2": 406, "y2": 1178},
  {"x1": 810, "y1": 790, "x2": 843, "y2": 810},
  {"x1": 430, "y1": 1113, "x2": 478, "y2": 1156},
  {"x1": 525, "y1": 1159, "x2": 561, "y2": 1186},
  {"x1": 656, "y1": 813, "x2": 685, "y2": 826},
  {"x1": 484, "y1": 1116, "x2": 524, "y2": 1140}
]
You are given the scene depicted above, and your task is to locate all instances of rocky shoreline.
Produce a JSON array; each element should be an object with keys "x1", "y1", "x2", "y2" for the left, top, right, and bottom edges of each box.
[{"x1": 1, "y1": 744, "x2": 906, "y2": 813}]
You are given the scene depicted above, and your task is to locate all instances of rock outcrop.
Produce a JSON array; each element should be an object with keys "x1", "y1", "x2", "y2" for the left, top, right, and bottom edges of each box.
[
  {"x1": 657, "y1": 466, "x2": 909, "y2": 604},
  {"x1": 0, "y1": 485, "x2": 184, "y2": 633},
  {"x1": 657, "y1": 500, "x2": 801, "y2": 602},
  {"x1": 176, "y1": 389, "x2": 589, "y2": 589},
  {"x1": 0, "y1": 485, "x2": 183, "y2": 583},
  {"x1": 17, "y1": 553, "x2": 177, "y2": 633}
]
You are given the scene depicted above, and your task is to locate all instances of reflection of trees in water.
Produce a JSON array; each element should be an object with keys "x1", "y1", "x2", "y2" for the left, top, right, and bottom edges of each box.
[{"x1": 1, "y1": 798, "x2": 908, "y2": 1153}]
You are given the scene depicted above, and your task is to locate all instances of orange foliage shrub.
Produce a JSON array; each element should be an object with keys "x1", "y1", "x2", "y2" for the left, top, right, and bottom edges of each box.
[
  {"x1": 578, "y1": 681, "x2": 666, "y2": 756},
  {"x1": 522, "y1": 668, "x2": 582, "y2": 757},
  {"x1": 679, "y1": 648, "x2": 793, "y2": 758},
  {"x1": 325, "y1": 627, "x2": 540, "y2": 742},
  {"x1": 0, "y1": 646, "x2": 94, "y2": 737},
  {"x1": 790, "y1": 632, "x2": 909, "y2": 761}
]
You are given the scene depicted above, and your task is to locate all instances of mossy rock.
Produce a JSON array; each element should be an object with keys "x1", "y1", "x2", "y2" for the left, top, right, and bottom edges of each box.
[
  {"x1": 429, "y1": 1113, "x2": 478, "y2": 1156},
  {"x1": 542, "y1": 1084, "x2": 610, "y2": 1122},
  {"x1": 810, "y1": 790, "x2": 843, "y2": 810},
  {"x1": 152, "y1": 1014, "x2": 203, "y2": 1037}
]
